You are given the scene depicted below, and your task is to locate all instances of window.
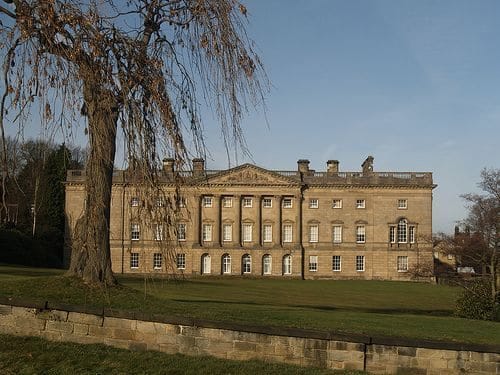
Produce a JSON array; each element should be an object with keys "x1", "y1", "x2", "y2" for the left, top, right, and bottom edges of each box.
[
  {"x1": 223, "y1": 224, "x2": 232, "y2": 242},
  {"x1": 202, "y1": 254, "x2": 211, "y2": 274},
  {"x1": 356, "y1": 226, "x2": 365, "y2": 243},
  {"x1": 263, "y1": 198, "x2": 272, "y2": 208},
  {"x1": 283, "y1": 255, "x2": 292, "y2": 275},
  {"x1": 332, "y1": 199, "x2": 342, "y2": 209},
  {"x1": 178, "y1": 223, "x2": 186, "y2": 241},
  {"x1": 389, "y1": 226, "x2": 396, "y2": 243},
  {"x1": 409, "y1": 226, "x2": 416, "y2": 243},
  {"x1": 203, "y1": 196, "x2": 213, "y2": 208},
  {"x1": 356, "y1": 199, "x2": 366, "y2": 209},
  {"x1": 309, "y1": 224, "x2": 319, "y2": 243},
  {"x1": 397, "y1": 256, "x2": 408, "y2": 272},
  {"x1": 153, "y1": 224, "x2": 163, "y2": 241},
  {"x1": 202, "y1": 224, "x2": 212, "y2": 242},
  {"x1": 263, "y1": 224, "x2": 272, "y2": 242},
  {"x1": 309, "y1": 199, "x2": 319, "y2": 209},
  {"x1": 356, "y1": 255, "x2": 365, "y2": 272},
  {"x1": 222, "y1": 254, "x2": 231, "y2": 274},
  {"x1": 243, "y1": 224, "x2": 253, "y2": 242},
  {"x1": 263, "y1": 255, "x2": 272, "y2": 275},
  {"x1": 153, "y1": 253, "x2": 162, "y2": 269},
  {"x1": 223, "y1": 197, "x2": 232, "y2": 208},
  {"x1": 176, "y1": 253, "x2": 186, "y2": 269},
  {"x1": 243, "y1": 197, "x2": 253, "y2": 208},
  {"x1": 398, "y1": 199, "x2": 408, "y2": 209},
  {"x1": 283, "y1": 224, "x2": 293, "y2": 243},
  {"x1": 155, "y1": 197, "x2": 165, "y2": 207},
  {"x1": 131, "y1": 197, "x2": 139, "y2": 207},
  {"x1": 283, "y1": 197, "x2": 293, "y2": 208},
  {"x1": 332, "y1": 226, "x2": 342, "y2": 244},
  {"x1": 177, "y1": 197, "x2": 187, "y2": 208},
  {"x1": 309, "y1": 255, "x2": 318, "y2": 272},
  {"x1": 130, "y1": 253, "x2": 139, "y2": 269},
  {"x1": 131, "y1": 224, "x2": 140, "y2": 240},
  {"x1": 397, "y1": 219, "x2": 407, "y2": 243},
  {"x1": 332, "y1": 255, "x2": 341, "y2": 271},
  {"x1": 242, "y1": 254, "x2": 251, "y2": 274}
]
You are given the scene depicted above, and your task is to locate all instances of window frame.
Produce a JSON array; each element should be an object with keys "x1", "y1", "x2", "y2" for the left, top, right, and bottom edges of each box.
[
  {"x1": 202, "y1": 223, "x2": 212, "y2": 242},
  {"x1": 222, "y1": 197, "x2": 233, "y2": 208},
  {"x1": 283, "y1": 254, "x2": 292, "y2": 275},
  {"x1": 243, "y1": 197, "x2": 253, "y2": 208},
  {"x1": 176, "y1": 253, "x2": 186, "y2": 270},
  {"x1": 332, "y1": 225, "x2": 342, "y2": 244},
  {"x1": 178, "y1": 223, "x2": 186, "y2": 241},
  {"x1": 263, "y1": 197, "x2": 272, "y2": 208},
  {"x1": 222, "y1": 254, "x2": 231, "y2": 274},
  {"x1": 153, "y1": 223, "x2": 164, "y2": 241},
  {"x1": 332, "y1": 255, "x2": 341, "y2": 272},
  {"x1": 131, "y1": 223, "x2": 140, "y2": 241},
  {"x1": 356, "y1": 255, "x2": 365, "y2": 272},
  {"x1": 398, "y1": 199, "x2": 408, "y2": 210},
  {"x1": 397, "y1": 219, "x2": 408, "y2": 243},
  {"x1": 409, "y1": 225, "x2": 416, "y2": 244},
  {"x1": 243, "y1": 223, "x2": 253, "y2": 242},
  {"x1": 283, "y1": 197, "x2": 293, "y2": 208},
  {"x1": 242, "y1": 254, "x2": 251, "y2": 274},
  {"x1": 263, "y1": 254, "x2": 272, "y2": 275},
  {"x1": 203, "y1": 196, "x2": 213, "y2": 208},
  {"x1": 309, "y1": 199, "x2": 319, "y2": 209},
  {"x1": 356, "y1": 199, "x2": 366, "y2": 209},
  {"x1": 283, "y1": 224, "x2": 293, "y2": 243},
  {"x1": 130, "y1": 252, "x2": 139, "y2": 269},
  {"x1": 332, "y1": 199, "x2": 342, "y2": 209},
  {"x1": 222, "y1": 223, "x2": 232, "y2": 242},
  {"x1": 131, "y1": 197, "x2": 139, "y2": 207},
  {"x1": 309, "y1": 255, "x2": 318, "y2": 272},
  {"x1": 356, "y1": 225, "x2": 366, "y2": 244},
  {"x1": 309, "y1": 224, "x2": 319, "y2": 243},
  {"x1": 263, "y1": 224, "x2": 273, "y2": 243},
  {"x1": 153, "y1": 253, "x2": 162, "y2": 270},
  {"x1": 397, "y1": 256, "x2": 408, "y2": 272}
]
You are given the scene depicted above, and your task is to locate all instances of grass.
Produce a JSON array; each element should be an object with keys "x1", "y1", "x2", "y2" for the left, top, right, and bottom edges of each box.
[
  {"x1": 0, "y1": 265, "x2": 499, "y2": 346},
  {"x1": 0, "y1": 334, "x2": 364, "y2": 374}
]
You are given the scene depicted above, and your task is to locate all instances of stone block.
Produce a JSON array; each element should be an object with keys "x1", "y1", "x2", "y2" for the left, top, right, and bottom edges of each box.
[
  {"x1": 234, "y1": 340, "x2": 257, "y2": 352},
  {"x1": 274, "y1": 343, "x2": 294, "y2": 356},
  {"x1": 68, "y1": 312, "x2": 103, "y2": 326},
  {"x1": 103, "y1": 337, "x2": 131, "y2": 350},
  {"x1": 429, "y1": 358, "x2": 448, "y2": 369},
  {"x1": 73, "y1": 323, "x2": 89, "y2": 336},
  {"x1": 395, "y1": 367, "x2": 426, "y2": 375},
  {"x1": 158, "y1": 343, "x2": 179, "y2": 354},
  {"x1": 198, "y1": 327, "x2": 220, "y2": 340},
  {"x1": 397, "y1": 346, "x2": 417, "y2": 357},
  {"x1": 42, "y1": 331, "x2": 62, "y2": 341},
  {"x1": 113, "y1": 328, "x2": 137, "y2": 341},
  {"x1": 344, "y1": 361, "x2": 364, "y2": 371},
  {"x1": 37, "y1": 310, "x2": 68, "y2": 322},
  {"x1": 416, "y1": 348, "x2": 440, "y2": 358},
  {"x1": 103, "y1": 317, "x2": 136, "y2": 330},
  {"x1": 136, "y1": 321, "x2": 157, "y2": 334},
  {"x1": 227, "y1": 350, "x2": 257, "y2": 361},
  {"x1": 46, "y1": 320, "x2": 74, "y2": 334},
  {"x1": 328, "y1": 350, "x2": 352, "y2": 362},
  {"x1": 0, "y1": 305, "x2": 12, "y2": 315},
  {"x1": 204, "y1": 339, "x2": 233, "y2": 355},
  {"x1": 304, "y1": 338, "x2": 327, "y2": 350},
  {"x1": 440, "y1": 349, "x2": 458, "y2": 360},
  {"x1": 88, "y1": 325, "x2": 114, "y2": 338},
  {"x1": 156, "y1": 333, "x2": 177, "y2": 345},
  {"x1": 128, "y1": 341, "x2": 147, "y2": 351},
  {"x1": 15, "y1": 317, "x2": 46, "y2": 331}
]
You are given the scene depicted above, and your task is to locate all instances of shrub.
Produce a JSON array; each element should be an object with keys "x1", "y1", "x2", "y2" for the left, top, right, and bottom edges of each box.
[{"x1": 455, "y1": 278, "x2": 499, "y2": 321}]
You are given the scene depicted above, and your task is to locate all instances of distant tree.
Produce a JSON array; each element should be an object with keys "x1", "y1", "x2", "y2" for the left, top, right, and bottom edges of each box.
[
  {"x1": 0, "y1": 1, "x2": 267, "y2": 286},
  {"x1": 441, "y1": 169, "x2": 499, "y2": 320}
]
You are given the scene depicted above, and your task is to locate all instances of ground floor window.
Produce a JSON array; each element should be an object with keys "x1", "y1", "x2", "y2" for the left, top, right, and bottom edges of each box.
[
  {"x1": 202, "y1": 254, "x2": 211, "y2": 274},
  {"x1": 153, "y1": 253, "x2": 162, "y2": 269},
  {"x1": 242, "y1": 254, "x2": 251, "y2": 274},
  {"x1": 356, "y1": 255, "x2": 365, "y2": 272},
  {"x1": 283, "y1": 254, "x2": 292, "y2": 275},
  {"x1": 222, "y1": 254, "x2": 231, "y2": 274},
  {"x1": 130, "y1": 253, "x2": 139, "y2": 269},
  {"x1": 332, "y1": 255, "x2": 341, "y2": 271},
  {"x1": 176, "y1": 253, "x2": 186, "y2": 270},
  {"x1": 309, "y1": 255, "x2": 318, "y2": 272},
  {"x1": 263, "y1": 255, "x2": 272, "y2": 275},
  {"x1": 397, "y1": 256, "x2": 408, "y2": 272}
]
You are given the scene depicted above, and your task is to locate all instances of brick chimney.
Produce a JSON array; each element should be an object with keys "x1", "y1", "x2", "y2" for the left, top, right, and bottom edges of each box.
[
  {"x1": 297, "y1": 159, "x2": 310, "y2": 174},
  {"x1": 361, "y1": 156, "x2": 374, "y2": 174},
  {"x1": 162, "y1": 158, "x2": 174, "y2": 176},
  {"x1": 326, "y1": 160, "x2": 339, "y2": 175},
  {"x1": 192, "y1": 158, "x2": 205, "y2": 177}
]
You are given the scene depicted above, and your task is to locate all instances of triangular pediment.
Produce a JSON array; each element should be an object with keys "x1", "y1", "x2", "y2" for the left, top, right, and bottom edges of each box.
[{"x1": 201, "y1": 164, "x2": 298, "y2": 186}]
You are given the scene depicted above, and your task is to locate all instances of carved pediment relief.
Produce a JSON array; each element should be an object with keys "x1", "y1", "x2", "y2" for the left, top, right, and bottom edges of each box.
[{"x1": 204, "y1": 164, "x2": 296, "y2": 186}]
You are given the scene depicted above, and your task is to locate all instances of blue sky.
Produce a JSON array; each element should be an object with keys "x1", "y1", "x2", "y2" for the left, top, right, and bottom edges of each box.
[
  {"x1": 4, "y1": 1, "x2": 499, "y2": 233},
  {"x1": 202, "y1": 0, "x2": 500, "y2": 233}
]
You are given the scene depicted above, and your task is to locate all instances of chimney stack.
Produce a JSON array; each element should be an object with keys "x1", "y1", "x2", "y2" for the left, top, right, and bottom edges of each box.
[
  {"x1": 162, "y1": 158, "x2": 174, "y2": 176},
  {"x1": 192, "y1": 158, "x2": 205, "y2": 177},
  {"x1": 326, "y1": 160, "x2": 339, "y2": 175},
  {"x1": 297, "y1": 159, "x2": 310, "y2": 174},
  {"x1": 361, "y1": 156, "x2": 374, "y2": 174}
]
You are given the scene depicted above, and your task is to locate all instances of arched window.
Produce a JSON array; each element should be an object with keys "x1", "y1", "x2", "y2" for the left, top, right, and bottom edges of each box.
[
  {"x1": 262, "y1": 255, "x2": 272, "y2": 275},
  {"x1": 283, "y1": 254, "x2": 292, "y2": 275},
  {"x1": 397, "y1": 219, "x2": 407, "y2": 243},
  {"x1": 222, "y1": 254, "x2": 231, "y2": 274},
  {"x1": 201, "y1": 253, "x2": 211, "y2": 274},
  {"x1": 242, "y1": 254, "x2": 251, "y2": 274}
]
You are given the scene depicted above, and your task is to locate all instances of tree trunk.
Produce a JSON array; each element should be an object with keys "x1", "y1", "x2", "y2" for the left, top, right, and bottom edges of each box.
[{"x1": 67, "y1": 79, "x2": 118, "y2": 286}]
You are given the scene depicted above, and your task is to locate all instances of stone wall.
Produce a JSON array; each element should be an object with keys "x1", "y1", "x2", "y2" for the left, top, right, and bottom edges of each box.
[{"x1": 0, "y1": 297, "x2": 498, "y2": 374}]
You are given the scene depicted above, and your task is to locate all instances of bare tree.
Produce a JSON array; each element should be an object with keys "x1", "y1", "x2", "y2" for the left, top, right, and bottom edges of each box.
[{"x1": 0, "y1": 0, "x2": 267, "y2": 286}]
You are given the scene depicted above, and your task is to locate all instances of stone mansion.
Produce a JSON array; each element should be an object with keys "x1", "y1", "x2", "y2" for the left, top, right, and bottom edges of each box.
[{"x1": 64, "y1": 156, "x2": 436, "y2": 280}]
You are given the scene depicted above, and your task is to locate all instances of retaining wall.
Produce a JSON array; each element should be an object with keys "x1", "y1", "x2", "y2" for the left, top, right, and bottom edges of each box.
[{"x1": 0, "y1": 297, "x2": 498, "y2": 374}]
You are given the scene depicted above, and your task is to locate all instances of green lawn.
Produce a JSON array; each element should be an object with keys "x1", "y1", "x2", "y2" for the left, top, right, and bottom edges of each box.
[
  {"x1": 0, "y1": 334, "x2": 362, "y2": 375},
  {"x1": 0, "y1": 265, "x2": 498, "y2": 346}
]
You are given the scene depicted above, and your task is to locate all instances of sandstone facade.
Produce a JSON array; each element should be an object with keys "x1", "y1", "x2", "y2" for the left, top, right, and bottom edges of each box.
[{"x1": 64, "y1": 156, "x2": 436, "y2": 280}]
